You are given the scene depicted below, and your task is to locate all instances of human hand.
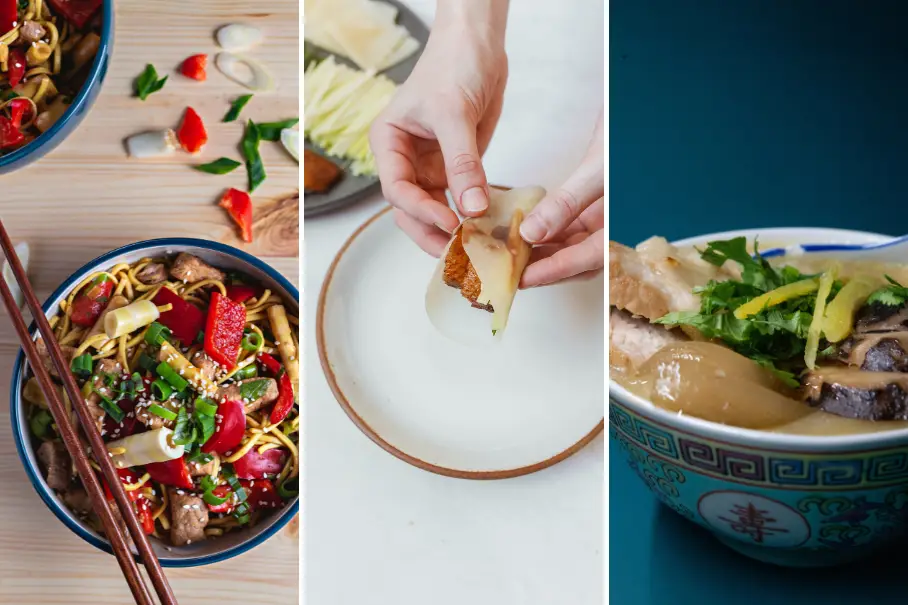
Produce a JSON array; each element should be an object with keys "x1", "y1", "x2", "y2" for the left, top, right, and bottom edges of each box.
[
  {"x1": 520, "y1": 111, "x2": 605, "y2": 288},
  {"x1": 369, "y1": 0, "x2": 510, "y2": 256}
]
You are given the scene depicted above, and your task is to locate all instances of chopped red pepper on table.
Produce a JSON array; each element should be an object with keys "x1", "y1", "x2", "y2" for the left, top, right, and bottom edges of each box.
[
  {"x1": 176, "y1": 106, "x2": 207, "y2": 154},
  {"x1": 145, "y1": 457, "x2": 194, "y2": 491},
  {"x1": 218, "y1": 188, "x2": 254, "y2": 243},
  {"x1": 180, "y1": 54, "x2": 207, "y2": 81},
  {"x1": 69, "y1": 275, "x2": 114, "y2": 327},
  {"x1": 152, "y1": 286, "x2": 206, "y2": 344},
  {"x1": 203, "y1": 291, "x2": 246, "y2": 369}
]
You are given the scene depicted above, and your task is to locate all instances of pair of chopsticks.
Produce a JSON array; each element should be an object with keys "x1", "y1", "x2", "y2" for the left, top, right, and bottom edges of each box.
[{"x1": 0, "y1": 222, "x2": 178, "y2": 605}]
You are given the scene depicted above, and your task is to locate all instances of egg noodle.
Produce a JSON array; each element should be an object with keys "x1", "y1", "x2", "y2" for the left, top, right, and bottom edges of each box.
[{"x1": 27, "y1": 255, "x2": 300, "y2": 544}]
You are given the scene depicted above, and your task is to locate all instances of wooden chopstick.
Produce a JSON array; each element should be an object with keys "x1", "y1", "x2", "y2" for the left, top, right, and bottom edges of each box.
[{"x1": 0, "y1": 222, "x2": 178, "y2": 605}]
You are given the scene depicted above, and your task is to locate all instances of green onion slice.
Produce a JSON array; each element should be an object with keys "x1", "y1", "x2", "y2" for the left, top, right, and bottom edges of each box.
[
  {"x1": 223, "y1": 94, "x2": 253, "y2": 122},
  {"x1": 30, "y1": 409, "x2": 54, "y2": 439},
  {"x1": 171, "y1": 407, "x2": 196, "y2": 446},
  {"x1": 194, "y1": 157, "x2": 242, "y2": 175},
  {"x1": 242, "y1": 120, "x2": 265, "y2": 192},
  {"x1": 234, "y1": 364, "x2": 258, "y2": 380},
  {"x1": 138, "y1": 352, "x2": 158, "y2": 373},
  {"x1": 156, "y1": 362, "x2": 189, "y2": 392},
  {"x1": 255, "y1": 118, "x2": 299, "y2": 141},
  {"x1": 97, "y1": 393, "x2": 125, "y2": 424},
  {"x1": 277, "y1": 477, "x2": 299, "y2": 499},
  {"x1": 70, "y1": 354, "x2": 93, "y2": 378},
  {"x1": 145, "y1": 322, "x2": 171, "y2": 346},
  {"x1": 148, "y1": 403, "x2": 177, "y2": 421},
  {"x1": 151, "y1": 378, "x2": 173, "y2": 400},
  {"x1": 194, "y1": 397, "x2": 218, "y2": 417},
  {"x1": 240, "y1": 332, "x2": 263, "y2": 352}
]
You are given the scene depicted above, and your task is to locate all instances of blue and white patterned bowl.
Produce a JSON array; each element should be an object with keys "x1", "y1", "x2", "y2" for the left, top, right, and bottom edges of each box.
[
  {"x1": 10, "y1": 238, "x2": 299, "y2": 567},
  {"x1": 0, "y1": 1, "x2": 113, "y2": 174},
  {"x1": 610, "y1": 227, "x2": 908, "y2": 567}
]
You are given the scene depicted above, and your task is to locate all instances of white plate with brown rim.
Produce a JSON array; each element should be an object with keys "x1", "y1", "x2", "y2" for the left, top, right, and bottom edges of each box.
[{"x1": 316, "y1": 205, "x2": 604, "y2": 479}]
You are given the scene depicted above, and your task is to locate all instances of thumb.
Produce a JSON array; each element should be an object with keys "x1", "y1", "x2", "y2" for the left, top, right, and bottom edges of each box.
[
  {"x1": 435, "y1": 115, "x2": 489, "y2": 216},
  {"x1": 520, "y1": 159, "x2": 604, "y2": 244}
]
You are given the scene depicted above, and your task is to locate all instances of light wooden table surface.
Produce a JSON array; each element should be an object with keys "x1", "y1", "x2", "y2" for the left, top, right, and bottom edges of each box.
[{"x1": 0, "y1": 1, "x2": 300, "y2": 603}]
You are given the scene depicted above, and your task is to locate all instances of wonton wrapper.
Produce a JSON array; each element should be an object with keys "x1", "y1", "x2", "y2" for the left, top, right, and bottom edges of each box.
[{"x1": 425, "y1": 186, "x2": 545, "y2": 344}]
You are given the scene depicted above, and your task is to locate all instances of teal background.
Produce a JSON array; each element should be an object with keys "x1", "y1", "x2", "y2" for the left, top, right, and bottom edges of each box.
[{"x1": 610, "y1": 0, "x2": 908, "y2": 603}]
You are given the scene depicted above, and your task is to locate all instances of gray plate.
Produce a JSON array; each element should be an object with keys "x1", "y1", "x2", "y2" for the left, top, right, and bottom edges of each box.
[{"x1": 304, "y1": 1, "x2": 430, "y2": 217}]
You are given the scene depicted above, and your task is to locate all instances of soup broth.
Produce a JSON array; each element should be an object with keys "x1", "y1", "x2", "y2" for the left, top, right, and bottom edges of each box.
[{"x1": 610, "y1": 244, "x2": 908, "y2": 436}]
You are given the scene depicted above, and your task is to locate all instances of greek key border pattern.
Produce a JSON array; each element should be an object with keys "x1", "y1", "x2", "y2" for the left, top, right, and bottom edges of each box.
[{"x1": 609, "y1": 400, "x2": 908, "y2": 490}]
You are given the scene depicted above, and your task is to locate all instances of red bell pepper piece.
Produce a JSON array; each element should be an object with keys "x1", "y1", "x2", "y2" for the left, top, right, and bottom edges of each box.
[
  {"x1": 70, "y1": 275, "x2": 114, "y2": 327},
  {"x1": 233, "y1": 448, "x2": 287, "y2": 480},
  {"x1": 203, "y1": 292, "x2": 245, "y2": 369},
  {"x1": 102, "y1": 397, "x2": 138, "y2": 440},
  {"x1": 102, "y1": 468, "x2": 143, "y2": 503},
  {"x1": 7, "y1": 48, "x2": 25, "y2": 88},
  {"x1": 8, "y1": 98, "x2": 32, "y2": 129},
  {"x1": 225, "y1": 284, "x2": 260, "y2": 304},
  {"x1": 176, "y1": 106, "x2": 207, "y2": 154},
  {"x1": 257, "y1": 352, "x2": 281, "y2": 375},
  {"x1": 136, "y1": 496, "x2": 156, "y2": 535},
  {"x1": 270, "y1": 372, "x2": 294, "y2": 424},
  {"x1": 256, "y1": 352, "x2": 295, "y2": 424},
  {"x1": 0, "y1": 0, "x2": 16, "y2": 35},
  {"x1": 45, "y1": 0, "x2": 103, "y2": 29},
  {"x1": 201, "y1": 399, "x2": 245, "y2": 454},
  {"x1": 152, "y1": 286, "x2": 206, "y2": 344},
  {"x1": 145, "y1": 456, "x2": 194, "y2": 490},
  {"x1": 180, "y1": 54, "x2": 207, "y2": 81},
  {"x1": 0, "y1": 116, "x2": 24, "y2": 150},
  {"x1": 218, "y1": 188, "x2": 254, "y2": 244},
  {"x1": 206, "y1": 479, "x2": 282, "y2": 514}
]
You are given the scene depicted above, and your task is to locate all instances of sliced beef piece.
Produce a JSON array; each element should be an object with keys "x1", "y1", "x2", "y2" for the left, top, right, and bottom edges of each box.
[
  {"x1": 217, "y1": 377, "x2": 279, "y2": 413},
  {"x1": 443, "y1": 229, "x2": 492, "y2": 312},
  {"x1": 169, "y1": 488, "x2": 208, "y2": 546},
  {"x1": 63, "y1": 487, "x2": 93, "y2": 516},
  {"x1": 18, "y1": 20, "x2": 46, "y2": 43},
  {"x1": 855, "y1": 302, "x2": 908, "y2": 333},
  {"x1": 809, "y1": 382, "x2": 908, "y2": 421},
  {"x1": 135, "y1": 262, "x2": 168, "y2": 285},
  {"x1": 861, "y1": 339, "x2": 908, "y2": 373},
  {"x1": 170, "y1": 253, "x2": 225, "y2": 284},
  {"x1": 34, "y1": 338, "x2": 76, "y2": 379},
  {"x1": 191, "y1": 351, "x2": 219, "y2": 382},
  {"x1": 189, "y1": 453, "x2": 219, "y2": 477},
  {"x1": 37, "y1": 441, "x2": 71, "y2": 491}
]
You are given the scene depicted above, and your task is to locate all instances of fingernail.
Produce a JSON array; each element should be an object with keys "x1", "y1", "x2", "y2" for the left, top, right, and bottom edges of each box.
[
  {"x1": 520, "y1": 215, "x2": 547, "y2": 243},
  {"x1": 461, "y1": 187, "x2": 488, "y2": 213}
]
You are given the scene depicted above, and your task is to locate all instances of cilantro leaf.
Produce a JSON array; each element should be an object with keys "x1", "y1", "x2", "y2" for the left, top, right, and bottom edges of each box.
[
  {"x1": 866, "y1": 275, "x2": 908, "y2": 307},
  {"x1": 239, "y1": 379, "x2": 270, "y2": 401}
]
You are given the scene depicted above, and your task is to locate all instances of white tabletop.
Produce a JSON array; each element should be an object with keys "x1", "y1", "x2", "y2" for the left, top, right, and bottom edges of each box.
[{"x1": 303, "y1": 2, "x2": 604, "y2": 604}]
